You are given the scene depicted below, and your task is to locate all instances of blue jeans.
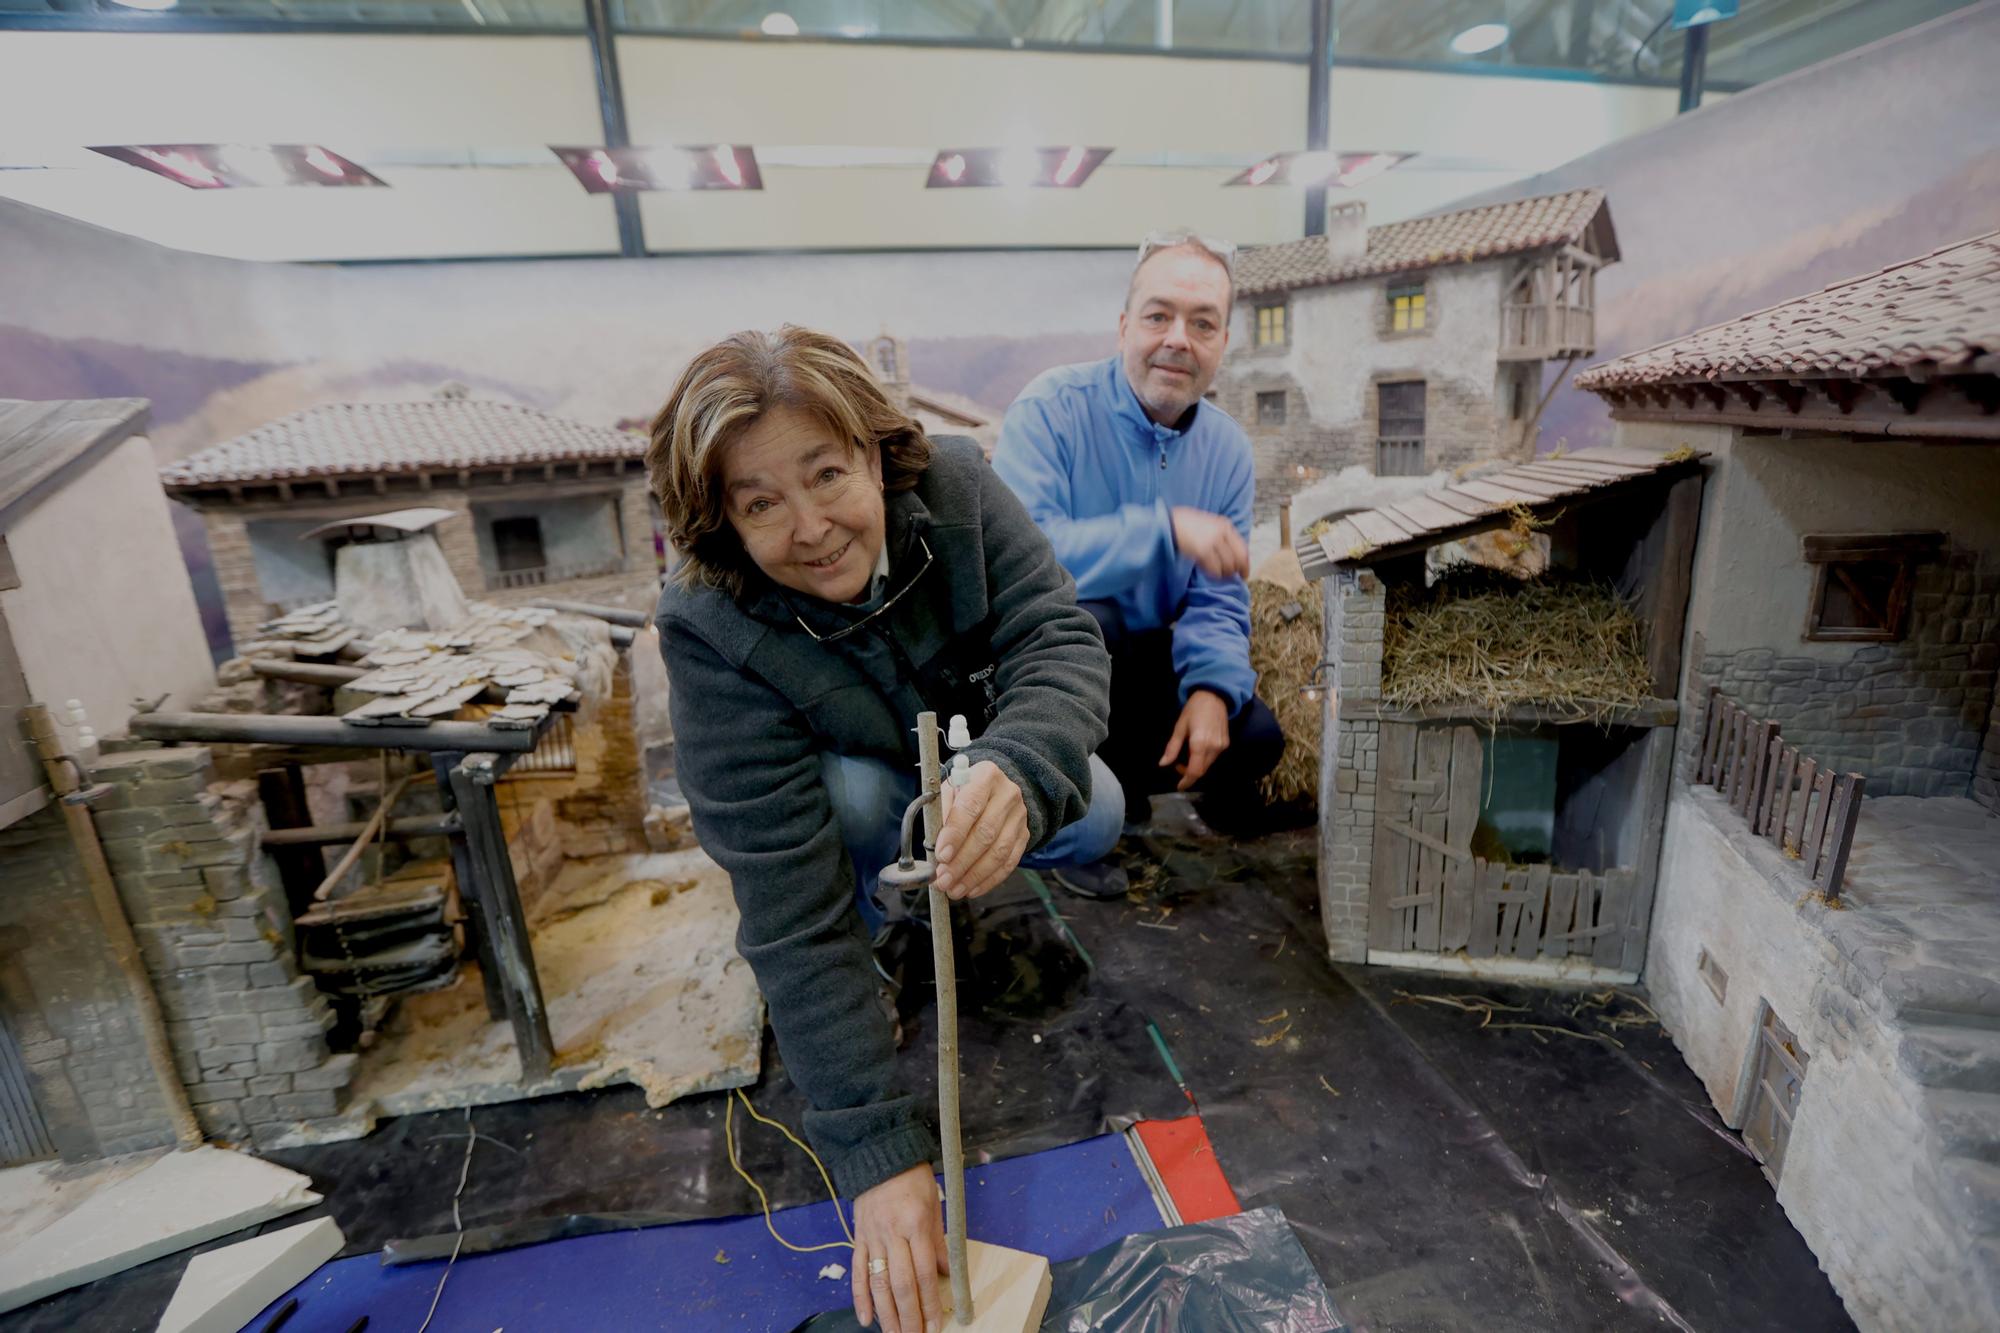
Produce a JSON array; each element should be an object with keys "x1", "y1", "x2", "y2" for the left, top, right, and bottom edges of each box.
[{"x1": 820, "y1": 751, "x2": 1126, "y2": 934}]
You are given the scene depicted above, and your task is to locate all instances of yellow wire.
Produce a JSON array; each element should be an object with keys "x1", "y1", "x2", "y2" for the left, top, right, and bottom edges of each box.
[{"x1": 724, "y1": 1088, "x2": 856, "y2": 1255}]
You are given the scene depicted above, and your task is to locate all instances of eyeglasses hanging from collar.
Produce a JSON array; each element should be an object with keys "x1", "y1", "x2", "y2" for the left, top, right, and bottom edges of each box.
[{"x1": 791, "y1": 537, "x2": 935, "y2": 644}]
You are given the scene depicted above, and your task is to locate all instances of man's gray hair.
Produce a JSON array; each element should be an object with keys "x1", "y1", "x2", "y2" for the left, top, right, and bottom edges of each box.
[{"x1": 1128, "y1": 227, "x2": 1237, "y2": 315}]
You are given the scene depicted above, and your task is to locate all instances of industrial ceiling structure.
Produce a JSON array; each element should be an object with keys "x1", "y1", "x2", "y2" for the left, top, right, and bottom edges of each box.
[{"x1": 0, "y1": 0, "x2": 1978, "y2": 261}]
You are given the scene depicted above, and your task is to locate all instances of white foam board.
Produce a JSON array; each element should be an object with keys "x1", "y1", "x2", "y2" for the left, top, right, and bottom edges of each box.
[
  {"x1": 0, "y1": 1146, "x2": 320, "y2": 1314},
  {"x1": 156, "y1": 1217, "x2": 344, "y2": 1333}
]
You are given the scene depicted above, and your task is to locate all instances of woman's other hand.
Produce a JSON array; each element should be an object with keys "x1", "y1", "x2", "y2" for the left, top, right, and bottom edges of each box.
[
  {"x1": 933, "y1": 761, "x2": 1029, "y2": 899},
  {"x1": 851, "y1": 1164, "x2": 948, "y2": 1332}
]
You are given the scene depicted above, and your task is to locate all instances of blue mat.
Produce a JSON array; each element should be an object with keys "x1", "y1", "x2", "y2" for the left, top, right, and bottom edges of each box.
[{"x1": 243, "y1": 1133, "x2": 1164, "y2": 1332}]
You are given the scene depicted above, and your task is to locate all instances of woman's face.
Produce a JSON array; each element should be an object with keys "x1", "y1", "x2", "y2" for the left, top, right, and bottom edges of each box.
[{"x1": 719, "y1": 404, "x2": 886, "y2": 604}]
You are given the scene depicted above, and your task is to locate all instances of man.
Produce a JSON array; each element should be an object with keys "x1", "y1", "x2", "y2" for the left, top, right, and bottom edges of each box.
[{"x1": 993, "y1": 229, "x2": 1283, "y2": 897}]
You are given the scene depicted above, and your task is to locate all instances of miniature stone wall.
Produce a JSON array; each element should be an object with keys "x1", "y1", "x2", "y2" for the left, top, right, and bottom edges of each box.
[
  {"x1": 89, "y1": 746, "x2": 358, "y2": 1151},
  {"x1": 0, "y1": 806, "x2": 179, "y2": 1157},
  {"x1": 495, "y1": 654, "x2": 650, "y2": 913},
  {"x1": 1678, "y1": 552, "x2": 2000, "y2": 798},
  {"x1": 1317, "y1": 568, "x2": 1385, "y2": 963},
  {"x1": 1974, "y1": 672, "x2": 2000, "y2": 816},
  {"x1": 1648, "y1": 788, "x2": 2000, "y2": 1330}
]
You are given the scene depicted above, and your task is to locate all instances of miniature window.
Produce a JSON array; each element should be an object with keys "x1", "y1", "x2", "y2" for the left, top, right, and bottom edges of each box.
[
  {"x1": 1802, "y1": 532, "x2": 1942, "y2": 642},
  {"x1": 1743, "y1": 1004, "x2": 1806, "y2": 1185},
  {"x1": 1388, "y1": 282, "x2": 1427, "y2": 332},
  {"x1": 1254, "y1": 301, "x2": 1288, "y2": 348},
  {"x1": 492, "y1": 516, "x2": 547, "y2": 573},
  {"x1": 1376, "y1": 381, "x2": 1426, "y2": 476},
  {"x1": 1256, "y1": 391, "x2": 1287, "y2": 425}
]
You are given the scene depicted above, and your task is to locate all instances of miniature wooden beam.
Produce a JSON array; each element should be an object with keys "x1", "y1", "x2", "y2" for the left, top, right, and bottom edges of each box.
[
  {"x1": 444, "y1": 750, "x2": 555, "y2": 1081},
  {"x1": 132, "y1": 710, "x2": 541, "y2": 753}
]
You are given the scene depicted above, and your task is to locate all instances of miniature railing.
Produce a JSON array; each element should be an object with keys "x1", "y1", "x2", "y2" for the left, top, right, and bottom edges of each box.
[
  {"x1": 1501, "y1": 302, "x2": 1596, "y2": 356},
  {"x1": 484, "y1": 557, "x2": 627, "y2": 590},
  {"x1": 1695, "y1": 687, "x2": 1866, "y2": 901}
]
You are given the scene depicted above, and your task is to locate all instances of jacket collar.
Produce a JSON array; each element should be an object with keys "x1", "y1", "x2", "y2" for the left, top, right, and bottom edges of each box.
[
  {"x1": 1105, "y1": 355, "x2": 1201, "y2": 448},
  {"x1": 738, "y1": 485, "x2": 934, "y2": 633}
]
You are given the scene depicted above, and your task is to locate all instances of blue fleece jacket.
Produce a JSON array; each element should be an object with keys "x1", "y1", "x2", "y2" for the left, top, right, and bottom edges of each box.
[{"x1": 993, "y1": 355, "x2": 1258, "y2": 714}]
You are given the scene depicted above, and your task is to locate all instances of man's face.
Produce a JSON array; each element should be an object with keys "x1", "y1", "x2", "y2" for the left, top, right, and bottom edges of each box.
[{"x1": 1118, "y1": 247, "x2": 1232, "y2": 427}]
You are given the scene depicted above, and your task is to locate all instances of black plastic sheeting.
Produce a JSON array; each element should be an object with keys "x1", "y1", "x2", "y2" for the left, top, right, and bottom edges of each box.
[{"x1": 792, "y1": 1206, "x2": 1345, "y2": 1333}]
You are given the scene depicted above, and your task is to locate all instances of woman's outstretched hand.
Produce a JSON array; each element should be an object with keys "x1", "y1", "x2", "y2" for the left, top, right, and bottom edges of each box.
[
  {"x1": 933, "y1": 760, "x2": 1029, "y2": 900},
  {"x1": 851, "y1": 1164, "x2": 948, "y2": 1332}
]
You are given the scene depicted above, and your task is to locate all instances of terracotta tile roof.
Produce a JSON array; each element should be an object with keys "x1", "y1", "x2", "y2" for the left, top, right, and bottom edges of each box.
[
  {"x1": 1237, "y1": 188, "x2": 1613, "y2": 298},
  {"x1": 161, "y1": 400, "x2": 642, "y2": 489},
  {"x1": 1299, "y1": 444, "x2": 1702, "y2": 579},
  {"x1": 1577, "y1": 230, "x2": 2000, "y2": 390}
]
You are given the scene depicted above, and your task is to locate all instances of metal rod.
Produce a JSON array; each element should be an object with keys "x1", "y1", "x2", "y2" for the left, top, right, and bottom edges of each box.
[
  {"x1": 131, "y1": 711, "x2": 540, "y2": 753},
  {"x1": 917, "y1": 712, "x2": 971, "y2": 1323},
  {"x1": 261, "y1": 812, "x2": 459, "y2": 847},
  {"x1": 528, "y1": 598, "x2": 651, "y2": 629},
  {"x1": 312, "y1": 772, "x2": 414, "y2": 902},
  {"x1": 22, "y1": 705, "x2": 204, "y2": 1148},
  {"x1": 449, "y1": 753, "x2": 556, "y2": 1081},
  {"x1": 249, "y1": 659, "x2": 367, "y2": 686}
]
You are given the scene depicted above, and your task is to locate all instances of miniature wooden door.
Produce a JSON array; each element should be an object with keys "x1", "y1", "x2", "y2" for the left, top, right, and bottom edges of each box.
[{"x1": 1368, "y1": 723, "x2": 1483, "y2": 953}]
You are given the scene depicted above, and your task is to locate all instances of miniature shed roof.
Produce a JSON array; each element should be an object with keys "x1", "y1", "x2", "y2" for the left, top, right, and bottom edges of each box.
[
  {"x1": 298, "y1": 507, "x2": 456, "y2": 542},
  {"x1": 1295, "y1": 445, "x2": 1704, "y2": 580},
  {"x1": 160, "y1": 400, "x2": 643, "y2": 491},
  {"x1": 0, "y1": 398, "x2": 149, "y2": 529},
  {"x1": 1236, "y1": 188, "x2": 1617, "y2": 299},
  {"x1": 1576, "y1": 230, "x2": 2000, "y2": 438}
]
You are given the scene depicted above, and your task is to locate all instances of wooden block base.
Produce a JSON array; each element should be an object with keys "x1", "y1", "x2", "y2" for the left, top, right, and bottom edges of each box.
[{"x1": 944, "y1": 1240, "x2": 1052, "y2": 1331}]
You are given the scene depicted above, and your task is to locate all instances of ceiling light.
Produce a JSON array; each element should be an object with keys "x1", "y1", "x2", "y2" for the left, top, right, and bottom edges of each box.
[
  {"x1": 1449, "y1": 23, "x2": 1510, "y2": 55},
  {"x1": 551, "y1": 145, "x2": 764, "y2": 192},
  {"x1": 926, "y1": 147, "x2": 1111, "y2": 189},
  {"x1": 1224, "y1": 149, "x2": 1413, "y2": 187},
  {"x1": 89, "y1": 144, "x2": 383, "y2": 188},
  {"x1": 760, "y1": 12, "x2": 799, "y2": 36},
  {"x1": 108, "y1": 0, "x2": 180, "y2": 9}
]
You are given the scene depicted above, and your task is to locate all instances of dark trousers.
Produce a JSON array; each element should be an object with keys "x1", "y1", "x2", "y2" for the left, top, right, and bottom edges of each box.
[{"x1": 1080, "y1": 599, "x2": 1284, "y2": 829}]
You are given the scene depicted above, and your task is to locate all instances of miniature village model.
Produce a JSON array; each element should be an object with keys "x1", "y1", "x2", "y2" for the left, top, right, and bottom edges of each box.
[{"x1": 1218, "y1": 188, "x2": 1618, "y2": 521}]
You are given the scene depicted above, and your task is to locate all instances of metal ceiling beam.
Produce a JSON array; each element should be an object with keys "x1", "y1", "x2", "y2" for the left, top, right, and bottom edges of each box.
[
  {"x1": 584, "y1": 0, "x2": 646, "y2": 257},
  {"x1": 1303, "y1": 0, "x2": 1332, "y2": 236}
]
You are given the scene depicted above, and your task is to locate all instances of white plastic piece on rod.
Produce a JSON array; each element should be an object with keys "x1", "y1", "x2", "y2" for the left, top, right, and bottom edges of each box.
[
  {"x1": 946, "y1": 714, "x2": 971, "y2": 751},
  {"x1": 949, "y1": 753, "x2": 970, "y2": 787}
]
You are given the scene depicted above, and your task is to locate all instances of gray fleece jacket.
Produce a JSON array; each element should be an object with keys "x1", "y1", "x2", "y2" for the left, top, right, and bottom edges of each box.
[{"x1": 654, "y1": 435, "x2": 1110, "y2": 1198}]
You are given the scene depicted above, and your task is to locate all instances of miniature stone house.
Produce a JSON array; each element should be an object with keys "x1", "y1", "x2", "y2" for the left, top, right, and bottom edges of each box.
[
  {"x1": 160, "y1": 399, "x2": 664, "y2": 654},
  {"x1": 1298, "y1": 445, "x2": 1701, "y2": 977},
  {"x1": 1575, "y1": 230, "x2": 2000, "y2": 1331},
  {"x1": 1221, "y1": 189, "x2": 1618, "y2": 522},
  {"x1": 865, "y1": 332, "x2": 997, "y2": 458}
]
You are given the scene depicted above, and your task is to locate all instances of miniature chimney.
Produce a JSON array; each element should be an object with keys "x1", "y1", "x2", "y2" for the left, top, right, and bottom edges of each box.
[
  {"x1": 1325, "y1": 200, "x2": 1368, "y2": 264},
  {"x1": 303, "y1": 508, "x2": 471, "y2": 635}
]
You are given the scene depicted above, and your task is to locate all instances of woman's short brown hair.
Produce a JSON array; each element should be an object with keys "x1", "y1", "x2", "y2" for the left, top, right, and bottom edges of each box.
[{"x1": 646, "y1": 325, "x2": 935, "y2": 595}]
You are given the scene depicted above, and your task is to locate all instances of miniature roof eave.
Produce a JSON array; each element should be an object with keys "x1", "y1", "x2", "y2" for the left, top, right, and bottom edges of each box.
[
  {"x1": 1296, "y1": 445, "x2": 1706, "y2": 581},
  {"x1": 299, "y1": 507, "x2": 457, "y2": 541},
  {"x1": 0, "y1": 398, "x2": 150, "y2": 529}
]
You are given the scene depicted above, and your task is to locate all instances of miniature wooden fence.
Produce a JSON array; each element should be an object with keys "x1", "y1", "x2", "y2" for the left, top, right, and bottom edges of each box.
[
  {"x1": 1694, "y1": 688, "x2": 1866, "y2": 901},
  {"x1": 1462, "y1": 861, "x2": 1641, "y2": 966}
]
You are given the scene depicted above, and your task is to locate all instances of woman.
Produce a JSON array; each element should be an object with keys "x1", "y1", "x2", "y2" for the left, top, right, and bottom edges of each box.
[{"x1": 647, "y1": 327, "x2": 1120, "y2": 1333}]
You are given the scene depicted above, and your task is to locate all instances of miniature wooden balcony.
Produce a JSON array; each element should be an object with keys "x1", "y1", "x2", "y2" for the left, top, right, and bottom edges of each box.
[{"x1": 1499, "y1": 301, "x2": 1597, "y2": 361}]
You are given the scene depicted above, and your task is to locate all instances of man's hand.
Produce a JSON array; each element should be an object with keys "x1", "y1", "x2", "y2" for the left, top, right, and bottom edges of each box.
[
  {"x1": 1170, "y1": 506, "x2": 1250, "y2": 580},
  {"x1": 933, "y1": 760, "x2": 1029, "y2": 900},
  {"x1": 1160, "y1": 689, "x2": 1232, "y2": 792},
  {"x1": 851, "y1": 1164, "x2": 947, "y2": 1333}
]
